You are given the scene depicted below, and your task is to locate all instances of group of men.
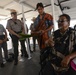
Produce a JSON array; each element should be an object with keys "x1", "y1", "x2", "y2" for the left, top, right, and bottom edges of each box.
[
  {"x1": 0, "y1": 2, "x2": 76, "y2": 75},
  {"x1": 31, "y1": 2, "x2": 76, "y2": 75},
  {"x1": 0, "y1": 9, "x2": 29, "y2": 67}
]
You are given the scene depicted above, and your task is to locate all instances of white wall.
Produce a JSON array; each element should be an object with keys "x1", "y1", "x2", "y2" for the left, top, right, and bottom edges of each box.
[{"x1": 0, "y1": 19, "x2": 76, "y2": 50}]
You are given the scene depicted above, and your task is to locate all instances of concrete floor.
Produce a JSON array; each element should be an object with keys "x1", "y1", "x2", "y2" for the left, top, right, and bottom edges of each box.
[{"x1": 0, "y1": 46, "x2": 40, "y2": 75}]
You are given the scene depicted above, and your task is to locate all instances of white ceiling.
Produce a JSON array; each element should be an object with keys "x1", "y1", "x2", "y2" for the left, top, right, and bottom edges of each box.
[{"x1": 0, "y1": 0, "x2": 76, "y2": 21}]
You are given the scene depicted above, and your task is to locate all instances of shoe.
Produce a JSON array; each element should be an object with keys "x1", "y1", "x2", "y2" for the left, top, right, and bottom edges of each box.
[
  {"x1": 14, "y1": 61, "x2": 18, "y2": 65},
  {"x1": 28, "y1": 57, "x2": 32, "y2": 60},
  {"x1": 6, "y1": 58, "x2": 13, "y2": 62},
  {"x1": 14, "y1": 60, "x2": 18, "y2": 65},
  {"x1": 1, "y1": 63, "x2": 5, "y2": 68},
  {"x1": 30, "y1": 51, "x2": 33, "y2": 53}
]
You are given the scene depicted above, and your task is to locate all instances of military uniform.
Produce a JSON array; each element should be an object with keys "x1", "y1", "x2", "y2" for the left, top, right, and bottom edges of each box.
[
  {"x1": 0, "y1": 24, "x2": 8, "y2": 64},
  {"x1": 6, "y1": 19, "x2": 28, "y2": 63}
]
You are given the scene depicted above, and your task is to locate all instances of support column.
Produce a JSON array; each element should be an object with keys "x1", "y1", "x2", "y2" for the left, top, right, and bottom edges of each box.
[
  {"x1": 21, "y1": 4, "x2": 31, "y2": 59},
  {"x1": 50, "y1": 0, "x2": 56, "y2": 31}
]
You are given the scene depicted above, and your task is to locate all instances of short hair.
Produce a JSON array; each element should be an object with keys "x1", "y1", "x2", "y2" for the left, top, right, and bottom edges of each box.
[
  {"x1": 59, "y1": 14, "x2": 71, "y2": 21},
  {"x1": 10, "y1": 9, "x2": 17, "y2": 15},
  {"x1": 36, "y1": 2, "x2": 44, "y2": 10},
  {"x1": 11, "y1": 12, "x2": 17, "y2": 15}
]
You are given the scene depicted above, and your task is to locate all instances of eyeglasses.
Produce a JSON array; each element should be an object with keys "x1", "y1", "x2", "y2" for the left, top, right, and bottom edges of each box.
[{"x1": 57, "y1": 20, "x2": 68, "y2": 23}]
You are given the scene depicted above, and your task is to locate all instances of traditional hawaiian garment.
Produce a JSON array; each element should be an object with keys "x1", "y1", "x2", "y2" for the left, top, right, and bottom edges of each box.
[
  {"x1": 50, "y1": 27, "x2": 76, "y2": 72},
  {"x1": 32, "y1": 13, "x2": 53, "y2": 49}
]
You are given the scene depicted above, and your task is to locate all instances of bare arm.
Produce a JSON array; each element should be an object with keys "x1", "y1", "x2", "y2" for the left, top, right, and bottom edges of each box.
[
  {"x1": 61, "y1": 52, "x2": 76, "y2": 67},
  {"x1": 45, "y1": 25, "x2": 53, "y2": 32},
  {"x1": 68, "y1": 52, "x2": 76, "y2": 60}
]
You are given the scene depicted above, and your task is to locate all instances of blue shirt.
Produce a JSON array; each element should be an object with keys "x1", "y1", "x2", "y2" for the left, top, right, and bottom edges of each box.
[{"x1": 34, "y1": 13, "x2": 53, "y2": 37}]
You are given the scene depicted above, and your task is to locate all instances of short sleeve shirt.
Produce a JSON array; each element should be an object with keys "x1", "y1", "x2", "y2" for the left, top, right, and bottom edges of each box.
[
  {"x1": 53, "y1": 27, "x2": 76, "y2": 55},
  {"x1": 34, "y1": 13, "x2": 53, "y2": 37},
  {"x1": 0, "y1": 24, "x2": 6, "y2": 35},
  {"x1": 6, "y1": 19, "x2": 23, "y2": 32}
]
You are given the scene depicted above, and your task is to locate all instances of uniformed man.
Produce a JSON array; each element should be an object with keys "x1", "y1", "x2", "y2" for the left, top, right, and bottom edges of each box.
[
  {"x1": 0, "y1": 24, "x2": 8, "y2": 68},
  {"x1": 6, "y1": 9, "x2": 28, "y2": 65}
]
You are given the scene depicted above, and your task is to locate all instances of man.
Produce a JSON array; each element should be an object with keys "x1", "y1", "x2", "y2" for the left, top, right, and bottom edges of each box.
[
  {"x1": 21, "y1": 18, "x2": 32, "y2": 55},
  {"x1": 6, "y1": 9, "x2": 28, "y2": 65},
  {"x1": 0, "y1": 24, "x2": 8, "y2": 68},
  {"x1": 32, "y1": 2, "x2": 53, "y2": 50},
  {"x1": 42, "y1": 14, "x2": 76, "y2": 75},
  {"x1": 31, "y1": 2, "x2": 53, "y2": 72},
  {"x1": 30, "y1": 17, "x2": 37, "y2": 52}
]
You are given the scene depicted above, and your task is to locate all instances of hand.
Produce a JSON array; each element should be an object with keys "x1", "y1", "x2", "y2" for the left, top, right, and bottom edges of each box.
[
  {"x1": 39, "y1": 30, "x2": 45, "y2": 35},
  {"x1": 45, "y1": 38, "x2": 54, "y2": 47},
  {"x1": 16, "y1": 34, "x2": 21, "y2": 38},
  {"x1": 0, "y1": 40, "x2": 3, "y2": 44},
  {"x1": 61, "y1": 55, "x2": 71, "y2": 68},
  {"x1": 22, "y1": 31, "x2": 25, "y2": 34},
  {"x1": 41, "y1": 30, "x2": 45, "y2": 34}
]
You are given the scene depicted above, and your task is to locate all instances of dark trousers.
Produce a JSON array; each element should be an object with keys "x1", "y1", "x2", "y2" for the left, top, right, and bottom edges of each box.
[
  {"x1": 40, "y1": 47, "x2": 51, "y2": 64},
  {"x1": 0, "y1": 42, "x2": 8, "y2": 63},
  {"x1": 39, "y1": 47, "x2": 51, "y2": 75},
  {"x1": 27, "y1": 38, "x2": 31, "y2": 51},
  {"x1": 11, "y1": 35, "x2": 28, "y2": 61},
  {"x1": 20, "y1": 40, "x2": 28, "y2": 56},
  {"x1": 32, "y1": 37, "x2": 37, "y2": 51}
]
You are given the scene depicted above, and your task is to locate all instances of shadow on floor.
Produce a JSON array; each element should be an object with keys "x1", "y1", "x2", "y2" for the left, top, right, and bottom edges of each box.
[{"x1": 0, "y1": 49, "x2": 40, "y2": 75}]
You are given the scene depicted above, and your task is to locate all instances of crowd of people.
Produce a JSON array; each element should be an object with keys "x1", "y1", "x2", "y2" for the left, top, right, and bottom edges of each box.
[{"x1": 0, "y1": 2, "x2": 76, "y2": 75}]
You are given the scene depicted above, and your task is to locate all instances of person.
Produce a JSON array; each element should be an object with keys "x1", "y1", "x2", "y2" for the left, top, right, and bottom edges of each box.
[
  {"x1": 31, "y1": 2, "x2": 53, "y2": 72},
  {"x1": 30, "y1": 17, "x2": 37, "y2": 52},
  {"x1": 0, "y1": 24, "x2": 8, "y2": 68},
  {"x1": 20, "y1": 18, "x2": 32, "y2": 56},
  {"x1": 32, "y1": 2, "x2": 53, "y2": 49},
  {"x1": 42, "y1": 14, "x2": 76, "y2": 75},
  {"x1": 6, "y1": 9, "x2": 28, "y2": 65}
]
